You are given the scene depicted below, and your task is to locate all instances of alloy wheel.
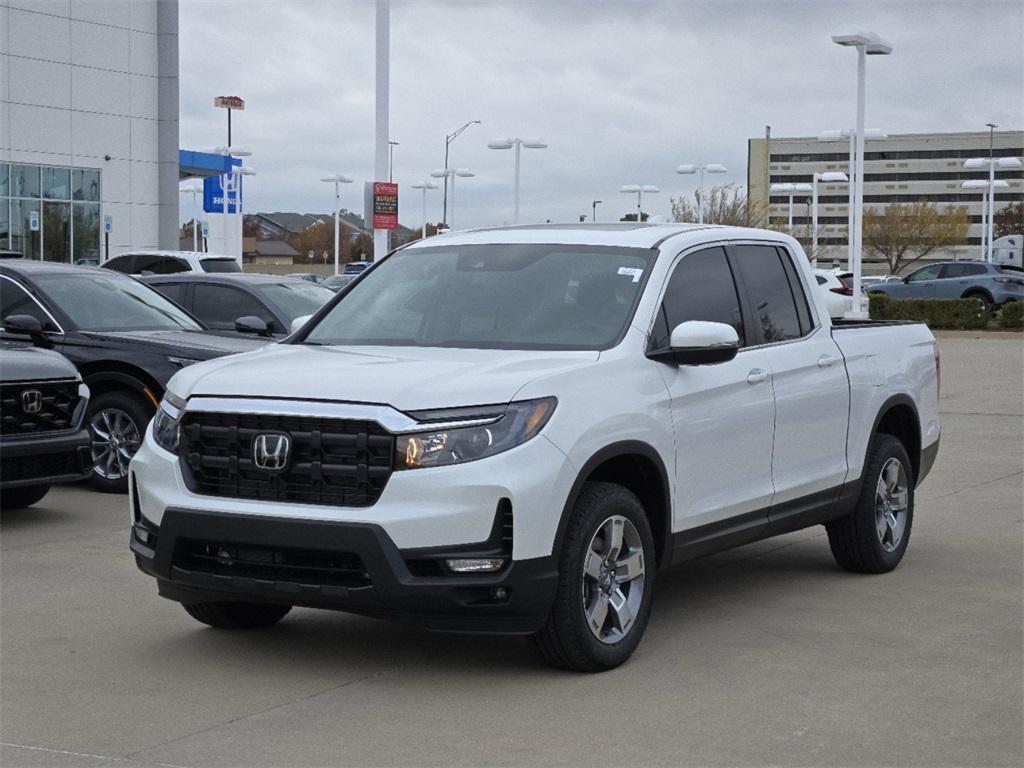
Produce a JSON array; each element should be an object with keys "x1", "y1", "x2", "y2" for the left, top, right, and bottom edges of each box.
[
  {"x1": 581, "y1": 515, "x2": 646, "y2": 644},
  {"x1": 90, "y1": 407, "x2": 141, "y2": 480},
  {"x1": 875, "y1": 457, "x2": 909, "y2": 553}
]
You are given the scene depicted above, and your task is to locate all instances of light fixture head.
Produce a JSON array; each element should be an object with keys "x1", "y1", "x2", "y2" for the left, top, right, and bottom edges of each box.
[
  {"x1": 430, "y1": 169, "x2": 449, "y2": 178},
  {"x1": 770, "y1": 183, "x2": 795, "y2": 192},
  {"x1": 705, "y1": 164, "x2": 727, "y2": 173},
  {"x1": 320, "y1": 174, "x2": 353, "y2": 183},
  {"x1": 792, "y1": 183, "x2": 813, "y2": 193},
  {"x1": 642, "y1": 185, "x2": 660, "y2": 193},
  {"x1": 620, "y1": 184, "x2": 641, "y2": 193},
  {"x1": 963, "y1": 158, "x2": 987, "y2": 169},
  {"x1": 521, "y1": 138, "x2": 548, "y2": 149},
  {"x1": 211, "y1": 145, "x2": 252, "y2": 157},
  {"x1": 817, "y1": 172, "x2": 850, "y2": 183},
  {"x1": 997, "y1": 157, "x2": 1023, "y2": 169},
  {"x1": 487, "y1": 138, "x2": 514, "y2": 150},
  {"x1": 411, "y1": 181, "x2": 439, "y2": 190},
  {"x1": 454, "y1": 168, "x2": 475, "y2": 178},
  {"x1": 676, "y1": 164, "x2": 696, "y2": 175},
  {"x1": 961, "y1": 180, "x2": 989, "y2": 189},
  {"x1": 235, "y1": 165, "x2": 256, "y2": 176}
]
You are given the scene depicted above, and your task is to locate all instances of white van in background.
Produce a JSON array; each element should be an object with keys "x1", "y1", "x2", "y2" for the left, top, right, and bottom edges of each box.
[{"x1": 992, "y1": 235, "x2": 1022, "y2": 271}]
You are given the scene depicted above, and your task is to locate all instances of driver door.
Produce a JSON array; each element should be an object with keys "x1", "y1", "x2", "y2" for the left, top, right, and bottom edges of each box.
[{"x1": 900, "y1": 263, "x2": 942, "y2": 299}]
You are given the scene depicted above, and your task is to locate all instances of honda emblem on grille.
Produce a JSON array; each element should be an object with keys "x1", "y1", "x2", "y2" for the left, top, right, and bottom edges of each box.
[
  {"x1": 21, "y1": 389, "x2": 43, "y2": 415},
  {"x1": 253, "y1": 433, "x2": 291, "y2": 471}
]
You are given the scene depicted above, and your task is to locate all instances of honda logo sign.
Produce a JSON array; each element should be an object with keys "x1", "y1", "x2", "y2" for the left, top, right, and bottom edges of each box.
[{"x1": 252, "y1": 433, "x2": 290, "y2": 471}]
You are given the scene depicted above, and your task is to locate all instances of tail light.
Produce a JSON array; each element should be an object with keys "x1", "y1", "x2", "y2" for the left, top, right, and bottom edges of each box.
[
  {"x1": 934, "y1": 344, "x2": 941, "y2": 399},
  {"x1": 830, "y1": 286, "x2": 853, "y2": 296},
  {"x1": 993, "y1": 276, "x2": 1024, "y2": 285}
]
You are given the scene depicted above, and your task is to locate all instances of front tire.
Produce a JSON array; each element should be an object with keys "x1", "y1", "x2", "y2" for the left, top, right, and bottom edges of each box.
[
  {"x1": 532, "y1": 482, "x2": 656, "y2": 672},
  {"x1": 183, "y1": 601, "x2": 292, "y2": 630},
  {"x1": 1, "y1": 484, "x2": 51, "y2": 510},
  {"x1": 87, "y1": 390, "x2": 152, "y2": 493},
  {"x1": 827, "y1": 433, "x2": 914, "y2": 574}
]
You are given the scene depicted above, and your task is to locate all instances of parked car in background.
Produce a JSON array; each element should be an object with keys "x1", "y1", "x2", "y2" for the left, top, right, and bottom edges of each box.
[
  {"x1": 323, "y1": 274, "x2": 356, "y2": 292},
  {"x1": 0, "y1": 261, "x2": 266, "y2": 492},
  {"x1": 0, "y1": 343, "x2": 91, "y2": 509},
  {"x1": 861, "y1": 275, "x2": 891, "y2": 289},
  {"x1": 343, "y1": 261, "x2": 372, "y2": 275},
  {"x1": 868, "y1": 261, "x2": 1024, "y2": 309},
  {"x1": 102, "y1": 250, "x2": 240, "y2": 275},
  {"x1": 287, "y1": 272, "x2": 327, "y2": 284},
  {"x1": 992, "y1": 235, "x2": 1022, "y2": 271},
  {"x1": 131, "y1": 224, "x2": 940, "y2": 672},
  {"x1": 142, "y1": 274, "x2": 335, "y2": 338},
  {"x1": 814, "y1": 269, "x2": 853, "y2": 318}
]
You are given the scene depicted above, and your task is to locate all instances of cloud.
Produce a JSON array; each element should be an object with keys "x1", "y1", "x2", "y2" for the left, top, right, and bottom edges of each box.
[{"x1": 178, "y1": 0, "x2": 1024, "y2": 228}]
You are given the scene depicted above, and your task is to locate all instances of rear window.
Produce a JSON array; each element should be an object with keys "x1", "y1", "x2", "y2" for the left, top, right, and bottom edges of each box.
[{"x1": 200, "y1": 258, "x2": 241, "y2": 273}]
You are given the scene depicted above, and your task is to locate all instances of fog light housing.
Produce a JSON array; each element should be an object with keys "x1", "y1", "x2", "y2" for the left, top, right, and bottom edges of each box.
[{"x1": 445, "y1": 558, "x2": 506, "y2": 573}]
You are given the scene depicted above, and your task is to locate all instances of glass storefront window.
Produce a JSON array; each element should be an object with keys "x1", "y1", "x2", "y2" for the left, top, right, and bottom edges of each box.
[
  {"x1": 43, "y1": 201, "x2": 71, "y2": 263},
  {"x1": 11, "y1": 165, "x2": 41, "y2": 198},
  {"x1": 73, "y1": 169, "x2": 101, "y2": 201},
  {"x1": 0, "y1": 200, "x2": 9, "y2": 249},
  {"x1": 73, "y1": 203, "x2": 101, "y2": 264},
  {"x1": 0, "y1": 164, "x2": 9, "y2": 197},
  {"x1": 9, "y1": 200, "x2": 42, "y2": 259},
  {"x1": 43, "y1": 167, "x2": 71, "y2": 200}
]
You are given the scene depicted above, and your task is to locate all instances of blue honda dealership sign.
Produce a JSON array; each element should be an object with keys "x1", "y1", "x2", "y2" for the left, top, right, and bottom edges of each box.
[{"x1": 203, "y1": 158, "x2": 243, "y2": 213}]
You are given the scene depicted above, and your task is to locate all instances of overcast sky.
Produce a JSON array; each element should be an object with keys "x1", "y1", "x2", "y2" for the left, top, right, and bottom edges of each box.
[{"x1": 178, "y1": 0, "x2": 1024, "y2": 229}]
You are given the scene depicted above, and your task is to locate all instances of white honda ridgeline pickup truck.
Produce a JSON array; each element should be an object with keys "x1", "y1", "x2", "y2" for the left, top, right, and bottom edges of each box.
[{"x1": 130, "y1": 224, "x2": 940, "y2": 671}]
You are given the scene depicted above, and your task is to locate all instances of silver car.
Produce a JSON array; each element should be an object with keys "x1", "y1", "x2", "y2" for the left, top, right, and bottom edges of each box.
[{"x1": 869, "y1": 261, "x2": 1024, "y2": 309}]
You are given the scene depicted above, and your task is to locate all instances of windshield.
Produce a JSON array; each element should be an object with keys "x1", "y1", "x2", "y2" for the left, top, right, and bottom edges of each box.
[
  {"x1": 255, "y1": 281, "x2": 335, "y2": 321},
  {"x1": 34, "y1": 273, "x2": 203, "y2": 331},
  {"x1": 324, "y1": 275, "x2": 354, "y2": 289},
  {"x1": 303, "y1": 244, "x2": 655, "y2": 350},
  {"x1": 200, "y1": 258, "x2": 241, "y2": 273}
]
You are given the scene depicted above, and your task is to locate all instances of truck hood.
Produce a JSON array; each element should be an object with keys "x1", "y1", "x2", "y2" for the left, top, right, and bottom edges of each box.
[{"x1": 168, "y1": 344, "x2": 599, "y2": 411}]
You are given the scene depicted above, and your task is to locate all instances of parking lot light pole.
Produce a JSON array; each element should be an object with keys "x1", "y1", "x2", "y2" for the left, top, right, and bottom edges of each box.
[
  {"x1": 964, "y1": 156, "x2": 1022, "y2": 261},
  {"x1": 321, "y1": 174, "x2": 354, "y2": 275},
  {"x1": 675, "y1": 163, "x2": 727, "y2": 223},
  {"x1": 831, "y1": 30, "x2": 893, "y2": 318},
  {"x1": 179, "y1": 185, "x2": 202, "y2": 251},
  {"x1": 962, "y1": 179, "x2": 1011, "y2": 261},
  {"x1": 410, "y1": 180, "x2": 439, "y2": 238},
  {"x1": 811, "y1": 172, "x2": 849, "y2": 267},
  {"x1": 592, "y1": 199, "x2": 602, "y2": 222},
  {"x1": 619, "y1": 185, "x2": 659, "y2": 223},
  {"x1": 487, "y1": 137, "x2": 548, "y2": 224},
  {"x1": 442, "y1": 120, "x2": 481, "y2": 227},
  {"x1": 769, "y1": 183, "x2": 812, "y2": 232},
  {"x1": 431, "y1": 168, "x2": 475, "y2": 229}
]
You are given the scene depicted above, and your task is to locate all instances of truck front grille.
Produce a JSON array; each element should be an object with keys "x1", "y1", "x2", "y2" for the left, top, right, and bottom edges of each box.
[
  {"x1": 0, "y1": 379, "x2": 79, "y2": 436},
  {"x1": 174, "y1": 539, "x2": 371, "y2": 588},
  {"x1": 178, "y1": 412, "x2": 394, "y2": 507}
]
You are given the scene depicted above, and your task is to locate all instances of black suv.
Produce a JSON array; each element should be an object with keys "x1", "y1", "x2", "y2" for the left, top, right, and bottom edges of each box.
[
  {"x1": 0, "y1": 261, "x2": 267, "y2": 493},
  {"x1": 0, "y1": 343, "x2": 91, "y2": 509}
]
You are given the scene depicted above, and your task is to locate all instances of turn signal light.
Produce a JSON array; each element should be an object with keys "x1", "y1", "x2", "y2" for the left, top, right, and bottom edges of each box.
[{"x1": 445, "y1": 558, "x2": 506, "y2": 573}]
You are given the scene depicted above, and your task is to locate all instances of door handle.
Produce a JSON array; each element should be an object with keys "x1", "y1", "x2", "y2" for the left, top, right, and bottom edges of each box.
[
  {"x1": 746, "y1": 368, "x2": 768, "y2": 384},
  {"x1": 817, "y1": 354, "x2": 837, "y2": 368}
]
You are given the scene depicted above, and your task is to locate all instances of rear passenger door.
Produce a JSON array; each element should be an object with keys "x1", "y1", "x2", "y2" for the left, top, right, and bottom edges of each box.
[
  {"x1": 939, "y1": 262, "x2": 986, "y2": 298},
  {"x1": 654, "y1": 246, "x2": 776, "y2": 533},
  {"x1": 729, "y1": 243, "x2": 850, "y2": 507}
]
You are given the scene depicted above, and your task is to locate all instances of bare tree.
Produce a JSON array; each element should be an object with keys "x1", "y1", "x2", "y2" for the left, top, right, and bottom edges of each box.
[
  {"x1": 670, "y1": 184, "x2": 767, "y2": 227},
  {"x1": 863, "y1": 202, "x2": 970, "y2": 275},
  {"x1": 994, "y1": 201, "x2": 1024, "y2": 239}
]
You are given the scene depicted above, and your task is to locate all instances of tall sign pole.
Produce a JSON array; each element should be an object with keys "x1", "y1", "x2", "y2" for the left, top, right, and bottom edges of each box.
[{"x1": 374, "y1": 1, "x2": 390, "y2": 262}]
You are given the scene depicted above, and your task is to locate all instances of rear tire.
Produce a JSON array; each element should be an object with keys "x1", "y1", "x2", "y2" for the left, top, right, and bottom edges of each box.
[
  {"x1": 531, "y1": 481, "x2": 656, "y2": 672},
  {"x1": 183, "y1": 601, "x2": 292, "y2": 629},
  {"x1": 1, "y1": 484, "x2": 51, "y2": 510},
  {"x1": 962, "y1": 290, "x2": 993, "y2": 312},
  {"x1": 827, "y1": 433, "x2": 914, "y2": 574},
  {"x1": 87, "y1": 390, "x2": 153, "y2": 494}
]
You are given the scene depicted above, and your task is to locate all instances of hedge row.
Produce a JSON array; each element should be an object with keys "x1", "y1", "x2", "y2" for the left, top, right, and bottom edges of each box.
[
  {"x1": 999, "y1": 300, "x2": 1024, "y2": 330},
  {"x1": 868, "y1": 294, "x2": 990, "y2": 329}
]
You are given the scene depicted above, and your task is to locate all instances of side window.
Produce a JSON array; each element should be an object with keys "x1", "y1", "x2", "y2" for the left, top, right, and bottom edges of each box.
[
  {"x1": 815, "y1": 275, "x2": 828, "y2": 285},
  {"x1": 133, "y1": 255, "x2": 161, "y2": 275},
  {"x1": 192, "y1": 284, "x2": 268, "y2": 327},
  {"x1": 151, "y1": 282, "x2": 189, "y2": 308},
  {"x1": 103, "y1": 255, "x2": 135, "y2": 273},
  {"x1": 943, "y1": 263, "x2": 986, "y2": 279},
  {"x1": 907, "y1": 264, "x2": 942, "y2": 282},
  {"x1": 654, "y1": 246, "x2": 745, "y2": 348},
  {"x1": 0, "y1": 277, "x2": 55, "y2": 329},
  {"x1": 731, "y1": 244, "x2": 803, "y2": 344},
  {"x1": 162, "y1": 258, "x2": 191, "y2": 274},
  {"x1": 776, "y1": 246, "x2": 814, "y2": 334}
]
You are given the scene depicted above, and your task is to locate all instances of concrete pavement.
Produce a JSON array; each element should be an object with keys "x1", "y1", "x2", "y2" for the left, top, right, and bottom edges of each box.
[{"x1": 1, "y1": 335, "x2": 1021, "y2": 767}]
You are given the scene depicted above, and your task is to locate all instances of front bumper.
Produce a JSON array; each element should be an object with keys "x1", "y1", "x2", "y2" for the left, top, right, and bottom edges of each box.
[
  {"x1": 0, "y1": 428, "x2": 91, "y2": 489},
  {"x1": 131, "y1": 507, "x2": 558, "y2": 634}
]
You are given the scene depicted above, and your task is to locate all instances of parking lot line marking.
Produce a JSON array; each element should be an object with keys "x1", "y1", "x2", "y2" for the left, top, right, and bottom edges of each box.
[{"x1": 1, "y1": 742, "x2": 193, "y2": 768}]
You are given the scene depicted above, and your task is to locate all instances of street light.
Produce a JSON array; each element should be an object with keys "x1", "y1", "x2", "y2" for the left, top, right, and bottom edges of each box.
[
  {"x1": 442, "y1": 120, "x2": 481, "y2": 226},
  {"x1": 964, "y1": 156, "x2": 1022, "y2": 261},
  {"x1": 620, "y1": 185, "x2": 659, "y2": 223},
  {"x1": 388, "y1": 140, "x2": 399, "y2": 182},
  {"x1": 321, "y1": 174, "x2": 354, "y2": 275},
  {"x1": 179, "y1": 185, "x2": 202, "y2": 251},
  {"x1": 832, "y1": 29, "x2": 893, "y2": 317},
  {"x1": 675, "y1": 163, "x2": 727, "y2": 224},
  {"x1": 592, "y1": 199, "x2": 602, "y2": 222},
  {"x1": 769, "y1": 183, "x2": 813, "y2": 232},
  {"x1": 431, "y1": 168, "x2": 475, "y2": 229},
  {"x1": 810, "y1": 172, "x2": 849, "y2": 267},
  {"x1": 818, "y1": 128, "x2": 887, "y2": 271},
  {"x1": 962, "y1": 177, "x2": 1013, "y2": 261},
  {"x1": 487, "y1": 137, "x2": 548, "y2": 224},
  {"x1": 410, "y1": 180, "x2": 439, "y2": 238}
]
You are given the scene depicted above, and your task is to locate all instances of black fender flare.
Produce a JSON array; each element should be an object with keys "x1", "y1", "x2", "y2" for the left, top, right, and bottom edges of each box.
[
  {"x1": 552, "y1": 440, "x2": 673, "y2": 569},
  {"x1": 82, "y1": 370, "x2": 161, "y2": 409}
]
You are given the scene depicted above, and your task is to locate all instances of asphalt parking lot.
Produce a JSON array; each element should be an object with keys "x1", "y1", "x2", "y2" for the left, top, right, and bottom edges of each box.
[{"x1": 1, "y1": 334, "x2": 1021, "y2": 768}]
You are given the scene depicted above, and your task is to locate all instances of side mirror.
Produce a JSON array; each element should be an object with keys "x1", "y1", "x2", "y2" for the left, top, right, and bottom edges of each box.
[
  {"x1": 289, "y1": 314, "x2": 312, "y2": 335},
  {"x1": 657, "y1": 320, "x2": 739, "y2": 365},
  {"x1": 2, "y1": 314, "x2": 52, "y2": 348},
  {"x1": 234, "y1": 315, "x2": 272, "y2": 337}
]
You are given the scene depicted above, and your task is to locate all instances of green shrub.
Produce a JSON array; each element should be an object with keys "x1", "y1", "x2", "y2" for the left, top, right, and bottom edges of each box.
[
  {"x1": 998, "y1": 301, "x2": 1024, "y2": 330},
  {"x1": 868, "y1": 294, "x2": 990, "y2": 330}
]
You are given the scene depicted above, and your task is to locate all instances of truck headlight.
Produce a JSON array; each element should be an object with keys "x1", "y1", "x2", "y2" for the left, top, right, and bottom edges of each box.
[
  {"x1": 395, "y1": 398, "x2": 556, "y2": 470},
  {"x1": 152, "y1": 391, "x2": 185, "y2": 453}
]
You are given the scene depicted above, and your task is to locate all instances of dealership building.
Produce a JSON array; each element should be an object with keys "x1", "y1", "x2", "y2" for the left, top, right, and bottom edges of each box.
[
  {"x1": 1, "y1": 0, "x2": 179, "y2": 262},
  {"x1": 748, "y1": 130, "x2": 1024, "y2": 265}
]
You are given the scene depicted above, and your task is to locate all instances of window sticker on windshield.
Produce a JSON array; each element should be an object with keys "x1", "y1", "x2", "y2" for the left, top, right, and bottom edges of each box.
[{"x1": 617, "y1": 267, "x2": 643, "y2": 283}]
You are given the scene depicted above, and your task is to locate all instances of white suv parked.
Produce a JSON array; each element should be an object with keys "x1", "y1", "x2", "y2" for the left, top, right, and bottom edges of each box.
[
  {"x1": 102, "y1": 250, "x2": 240, "y2": 276},
  {"x1": 130, "y1": 224, "x2": 940, "y2": 671}
]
